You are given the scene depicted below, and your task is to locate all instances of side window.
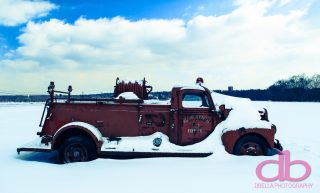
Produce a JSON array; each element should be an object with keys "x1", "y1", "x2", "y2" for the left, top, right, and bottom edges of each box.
[{"x1": 182, "y1": 93, "x2": 209, "y2": 108}]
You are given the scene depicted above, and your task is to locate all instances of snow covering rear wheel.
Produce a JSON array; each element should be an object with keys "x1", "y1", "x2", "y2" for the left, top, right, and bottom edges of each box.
[
  {"x1": 233, "y1": 135, "x2": 268, "y2": 156},
  {"x1": 58, "y1": 136, "x2": 97, "y2": 163}
]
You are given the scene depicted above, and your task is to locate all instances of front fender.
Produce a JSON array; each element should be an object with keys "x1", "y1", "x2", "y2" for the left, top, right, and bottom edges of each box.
[{"x1": 222, "y1": 128, "x2": 275, "y2": 154}]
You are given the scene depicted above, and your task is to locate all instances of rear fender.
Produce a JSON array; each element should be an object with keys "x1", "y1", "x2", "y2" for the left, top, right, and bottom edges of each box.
[{"x1": 52, "y1": 122, "x2": 103, "y2": 150}]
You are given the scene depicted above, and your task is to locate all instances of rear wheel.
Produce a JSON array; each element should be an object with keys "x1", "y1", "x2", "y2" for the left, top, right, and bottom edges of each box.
[
  {"x1": 59, "y1": 136, "x2": 97, "y2": 163},
  {"x1": 233, "y1": 135, "x2": 268, "y2": 156}
]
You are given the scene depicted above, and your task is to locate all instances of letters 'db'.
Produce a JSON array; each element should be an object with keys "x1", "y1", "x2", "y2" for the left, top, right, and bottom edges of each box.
[{"x1": 256, "y1": 150, "x2": 311, "y2": 182}]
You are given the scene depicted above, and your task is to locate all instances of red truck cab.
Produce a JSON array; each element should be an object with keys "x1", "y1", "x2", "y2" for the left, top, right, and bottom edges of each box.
[{"x1": 17, "y1": 78, "x2": 282, "y2": 163}]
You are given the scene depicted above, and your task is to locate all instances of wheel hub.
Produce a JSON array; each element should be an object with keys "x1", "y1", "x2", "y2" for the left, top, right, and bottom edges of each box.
[
  {"x1": 246, "y1": 147, "x2": 257, "y2": 155},
  {"x1": 240, "y1": 142, "x2": 263, "y2": 156},
  {"x1": 73, "y1": 150, "x2": 81, "y2": 158},
  {"x1": 64, "y1": 144, "x2": 88, "y2": 163}
]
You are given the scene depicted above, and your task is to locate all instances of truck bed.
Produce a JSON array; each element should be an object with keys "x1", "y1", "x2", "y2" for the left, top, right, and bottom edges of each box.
[{"x1": 42, "y1": 101, "x2": 172, "y2": 139}]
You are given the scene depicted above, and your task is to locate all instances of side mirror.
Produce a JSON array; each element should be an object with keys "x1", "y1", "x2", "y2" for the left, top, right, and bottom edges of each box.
[
  {"x1": 212, "y1": 109, "x2": 222, "y2": 118},
  {"x1": 217, "y1": 105, "x2": 231, "y2": 120},
  {"x1": 219, "y1": 104, "x2": 226, "y2": 112}
]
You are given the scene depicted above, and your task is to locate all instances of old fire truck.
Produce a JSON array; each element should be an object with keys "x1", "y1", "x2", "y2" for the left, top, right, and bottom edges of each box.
[{"x1": 17, "y1": 78, "x2": 282, "y2": 163}]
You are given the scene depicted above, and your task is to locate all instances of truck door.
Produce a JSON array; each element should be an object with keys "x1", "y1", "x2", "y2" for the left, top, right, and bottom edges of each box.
[{"x1": 178, "y1": 90, "x2": 215, "y2": 145}]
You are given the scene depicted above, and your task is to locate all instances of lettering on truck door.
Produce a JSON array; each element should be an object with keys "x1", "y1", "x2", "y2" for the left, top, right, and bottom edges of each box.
[{"x1": 178, "y1": 90, "x2": 215, "y2": 145}]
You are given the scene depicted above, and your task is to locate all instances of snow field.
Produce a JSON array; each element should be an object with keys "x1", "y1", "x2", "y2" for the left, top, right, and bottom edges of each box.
[{"x1": 0, "y1": 102, "x2": 319, "y2": 193}]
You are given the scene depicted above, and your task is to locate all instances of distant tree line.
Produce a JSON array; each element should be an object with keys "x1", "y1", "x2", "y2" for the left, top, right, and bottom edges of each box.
[
  {"x1": 0, "y1": 93, "x2": 113, "y2": 103},
  {"x1": 218, "y1": 74, "x2": 320, "y2": 102},
  {"x1": 0, "y1": 74, "x2": 319, "y2": 102},
  {"x1": 0, "y1": 95, "x2": 48, "y2": 102}
]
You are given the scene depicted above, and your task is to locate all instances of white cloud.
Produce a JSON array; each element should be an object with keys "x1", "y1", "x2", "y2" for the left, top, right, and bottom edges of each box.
[
  {"x1": 0, "y1": 0, "x2": 56, "y2": 26},
  {"x1": 0, "y1": 59, "x2": 39, "y2": 70},
  {"x1": 278, "y1": 0, "x2": 292, "y2": 7},
  {"x1": 1, "y1": 0, "x2": 320, "y2": 93}
]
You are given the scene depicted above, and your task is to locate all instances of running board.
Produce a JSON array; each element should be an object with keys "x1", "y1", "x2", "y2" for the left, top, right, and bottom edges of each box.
[
  {"x1": 17, "y1": 137, "x2": 52, "y2": 154},
  {"x1": 99, "y1": 151, "x2": 212, "y2": 158}
]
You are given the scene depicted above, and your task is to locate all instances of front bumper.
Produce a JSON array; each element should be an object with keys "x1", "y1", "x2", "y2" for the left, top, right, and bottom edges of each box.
[
  {"x1": 274, "y1": 139, "x2": 283, "y2": 151},
  {"x1": 17, "y1": 137, "x2": 52, "y2": 154}
]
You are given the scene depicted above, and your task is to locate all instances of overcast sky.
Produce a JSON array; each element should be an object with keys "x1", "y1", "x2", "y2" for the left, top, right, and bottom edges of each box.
[{"x1": 0, "y1": 0, "x2": 320, "y2": 94}]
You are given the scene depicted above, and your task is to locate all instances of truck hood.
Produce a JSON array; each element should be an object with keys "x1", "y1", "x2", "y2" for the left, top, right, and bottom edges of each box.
[{"x1": 211, "y1": 91, "x2": 270, "y2": 129}]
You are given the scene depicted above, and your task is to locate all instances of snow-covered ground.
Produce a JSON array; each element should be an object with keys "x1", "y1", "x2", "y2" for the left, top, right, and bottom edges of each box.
[{"x1": 0, "y1": 102, "x2": 319, "y2": 193}]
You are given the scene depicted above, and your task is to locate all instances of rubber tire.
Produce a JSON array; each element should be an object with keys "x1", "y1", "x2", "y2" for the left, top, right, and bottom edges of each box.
[
  {"x1": 58, "y1": 136, "x2": 97, "y2": 163},
  {"x1": 233, "y1": 135, "x2": 268, "y2": 156}
]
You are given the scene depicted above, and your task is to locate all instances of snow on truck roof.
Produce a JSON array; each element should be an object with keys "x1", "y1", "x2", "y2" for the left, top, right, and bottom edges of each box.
[{"x1": 173, "y1": 84, "x2": 206, "y2": 91}]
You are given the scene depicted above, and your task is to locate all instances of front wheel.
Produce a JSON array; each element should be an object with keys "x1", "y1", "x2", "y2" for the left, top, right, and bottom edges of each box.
[
  {"x1": 59, "y1": 136, "x2": 97, "y2": 163},
  {"x1": 233, "y1": 135, "x2": 268, "y2": 156}
]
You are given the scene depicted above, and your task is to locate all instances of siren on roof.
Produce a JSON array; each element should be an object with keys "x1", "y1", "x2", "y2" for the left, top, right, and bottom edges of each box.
[{"x1": 196, "y1": 77, "x2": 204, "y2": 85}]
